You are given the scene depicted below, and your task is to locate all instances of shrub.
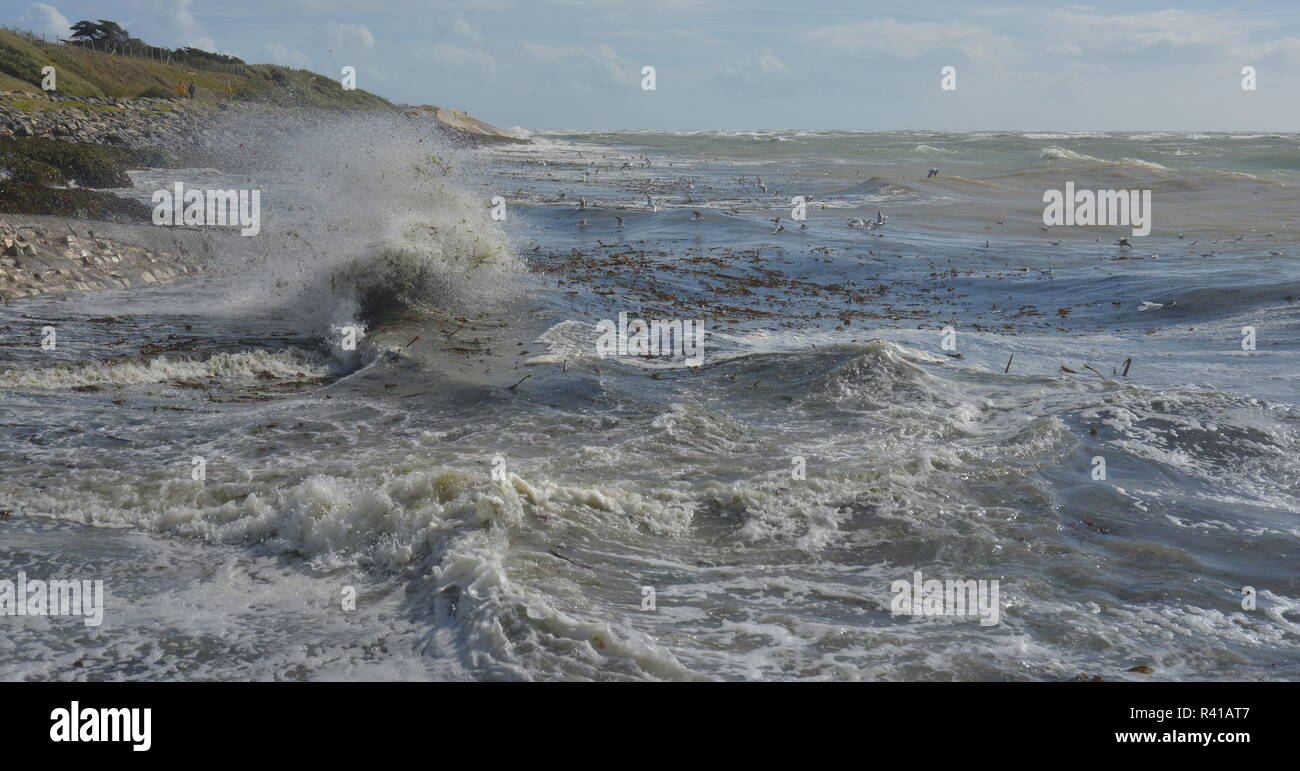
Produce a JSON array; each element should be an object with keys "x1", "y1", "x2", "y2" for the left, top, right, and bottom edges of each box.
[{"x1": 136, "y1": 85, "x2": 173, "y2": 99}]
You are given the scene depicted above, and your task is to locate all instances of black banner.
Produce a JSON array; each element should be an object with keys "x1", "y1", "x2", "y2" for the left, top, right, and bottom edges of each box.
[{"x1": 6, "y1": 682, "x2": 1286, "y2": 757}]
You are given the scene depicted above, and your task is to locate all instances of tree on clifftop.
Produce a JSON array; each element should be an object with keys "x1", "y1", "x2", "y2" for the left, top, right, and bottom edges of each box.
[
  {"x1": 62, "y1": 19, "x2": 244, "y2": 64},
  {"x1": 69, "y1": 20, "x2": 130, "y2": 44}
]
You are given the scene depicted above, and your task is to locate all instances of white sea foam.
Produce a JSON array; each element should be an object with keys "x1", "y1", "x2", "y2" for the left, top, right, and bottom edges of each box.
[{"x1": 0, "y1": 350, "x2": 325, "y2": 390}]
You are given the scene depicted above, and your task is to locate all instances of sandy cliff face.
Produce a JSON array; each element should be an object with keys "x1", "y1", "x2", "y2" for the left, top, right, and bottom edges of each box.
[{"x1": 401, "y1": 104, "x2": 525, "y2": 144}]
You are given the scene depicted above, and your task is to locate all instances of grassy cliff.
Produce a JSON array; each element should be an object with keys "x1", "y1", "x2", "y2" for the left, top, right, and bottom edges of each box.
[{"x1": 0, "y1": 28, "x2": 393, "y2": 111}]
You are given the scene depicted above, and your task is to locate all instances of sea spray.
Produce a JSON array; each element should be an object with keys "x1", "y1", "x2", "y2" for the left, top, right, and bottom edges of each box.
[{"x1": 165, "y1": 110, "x2": 521, "y2": 331}]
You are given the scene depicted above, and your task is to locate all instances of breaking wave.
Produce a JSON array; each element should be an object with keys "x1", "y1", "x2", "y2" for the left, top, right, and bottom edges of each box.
[
  {"x1": 1039, "y1": 146, "x2": 1169, "y2": 170},
  {"x1": 177, "y1": 111, "x2": 522, "y2": 330},
  {"x1": 0, "y1": 350, "x2": 326, "y2": 390}
]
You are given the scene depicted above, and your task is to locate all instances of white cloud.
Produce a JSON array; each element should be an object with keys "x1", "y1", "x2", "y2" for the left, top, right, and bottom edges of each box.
[
  {"x1": 1038, "y1": 9, "x2": 1300, "y2": 64},
  {"x1": 449, "y1": 15, "x2": 482, "y2": 43},
  {"x1": 713, "y1": 47, "x2": 789, "y2": 77},
  {"x1": 1045, "y1": 8, "x2": 1248, "y2": 52},
  {"x1": 749, "y1": 47, "x2": 788, "y2": 75},
  {"x1": 327, "y1": 22, "x2": 376, "y2": 51},
  {"x1": 672, "y1": 28, "x2": 727, "y2": 47},
  {"x1": 131, "y1": 0, "x2": 215, "y2": 50},
  {"x1": 802, "y1": 18, "x2": 1008, "y2": 61},
  {"x1": 16, "y1": 3, "x2": 70, "y2": 40},
  {"x1": 523, "y1": 42, "x2": 637, "y2": 85},
  {"x1": 414, "y1": 43, "x2": 499, "y2": 79},
  {"x1": 263, "y1": 41, "x2": 312, "y2": 70},
  {"x1": 707, "y1": 47, "x2": 796, "y2": 98},
  {"x1": 1044, "y1": 9, "x2": 1248, "y2": 54},
  {"x1": 1239, "y1": 37, "x2": 1300, "y2": 63}
]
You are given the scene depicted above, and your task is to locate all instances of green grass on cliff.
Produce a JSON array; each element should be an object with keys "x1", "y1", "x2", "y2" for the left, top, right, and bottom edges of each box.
[{"x1": 0, "y1": 28, "x2": 394, "y2": 111}]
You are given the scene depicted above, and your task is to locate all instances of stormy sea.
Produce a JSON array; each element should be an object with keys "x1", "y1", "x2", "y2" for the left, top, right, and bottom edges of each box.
[{"x1": 2, "y1": 121, "x2": 1297, "y2": 681}]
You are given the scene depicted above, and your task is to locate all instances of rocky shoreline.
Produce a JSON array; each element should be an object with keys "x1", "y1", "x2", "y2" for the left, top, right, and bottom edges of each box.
[
  {"x1": 0, "y1": 90, "x2": 212, "y2": 148},
  {"x1": 2, "y1": 91, "x2": 524, "y2": 150},
  {"x1": 0, "y1": 217, "x2": 207, "y2": 303}
]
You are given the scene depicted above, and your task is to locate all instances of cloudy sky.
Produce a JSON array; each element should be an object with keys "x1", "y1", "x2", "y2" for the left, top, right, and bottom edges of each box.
[{"x1": 8, "y1": 1, "x2": 1300, "y2": 130}]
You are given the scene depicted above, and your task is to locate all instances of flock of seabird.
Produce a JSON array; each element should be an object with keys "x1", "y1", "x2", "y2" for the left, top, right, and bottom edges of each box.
[
  {"x1": 847, "y1": 210, "x2": 888, "y2": 231},
  {"x1": 537, "y1": 154, "x2": 1292, "y2": 315}
]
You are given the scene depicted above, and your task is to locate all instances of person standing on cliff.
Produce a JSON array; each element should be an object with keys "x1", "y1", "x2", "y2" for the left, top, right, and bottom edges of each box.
[{"x1": 187, "y1": 82, "x2": 196, "y2": 99}]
